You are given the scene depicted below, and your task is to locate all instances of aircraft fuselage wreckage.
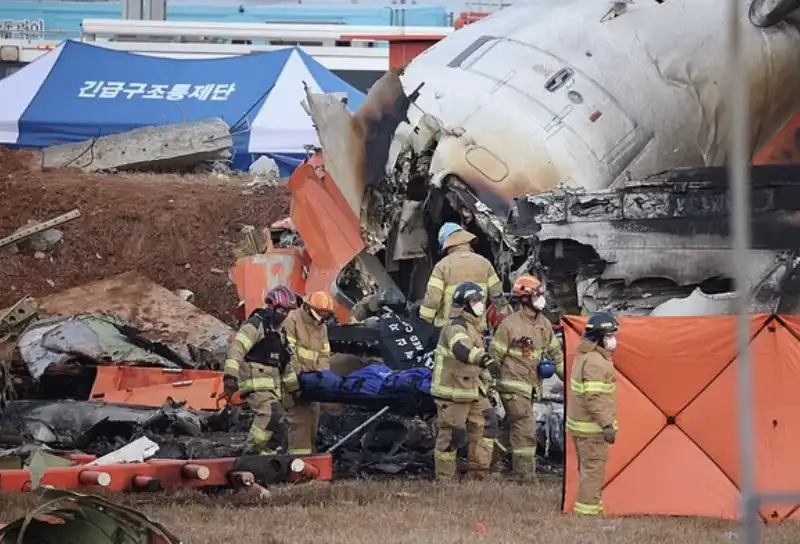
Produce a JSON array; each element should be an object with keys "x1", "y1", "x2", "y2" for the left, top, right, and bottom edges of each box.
[{"x1": 301, "y1": 0, "x2": 800, "y2": 318}]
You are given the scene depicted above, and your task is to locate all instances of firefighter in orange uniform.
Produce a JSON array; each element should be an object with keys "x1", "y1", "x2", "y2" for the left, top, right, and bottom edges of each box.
[
  {"x1": 419, "y1": 223, "x2": 510, "y2": 329},
  {"x1": 223, "y1": 286, "x2": 301, "y2": 454},
  {"x1": 432, "y1": 281, "x2": 501, "y2": 481},
  {"x1": 280, "y1": 290, "x2": 335, "y2": 455},
  {"x1": 566, "y1": 312, "x2": 620, "y2": 517},
  {"x1": 489, "y1": 275, "x2": 564, "y2": 482}
]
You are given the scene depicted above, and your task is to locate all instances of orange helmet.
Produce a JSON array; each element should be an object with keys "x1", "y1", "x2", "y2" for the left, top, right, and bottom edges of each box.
[
  {"x1": 512, "y1": 275, "x2": 543, "y2": 297},
  {"x1": 305, "y1": 290, "x2": 335, "y2": 315}
]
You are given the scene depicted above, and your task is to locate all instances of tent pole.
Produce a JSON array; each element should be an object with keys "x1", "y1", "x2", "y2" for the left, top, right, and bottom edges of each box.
[{"x1": 727, "y1": 0, "x2": 757, "y2": 540}]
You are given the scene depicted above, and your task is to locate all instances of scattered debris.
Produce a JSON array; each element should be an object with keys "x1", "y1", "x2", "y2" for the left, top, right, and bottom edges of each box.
[
  {"x1": 34, "y1": 273, "x2": 233, "y2": 366},
  {"x1": 0, "y1": 399, "x2": 202, "y2": 450},
  {"x1": 0, "y1": 210, "x2": 80, "y2": 253},
  {"x1": 86, "y1": 436, "x2": 159, "y2": 466},
  {"x1": 17, "y1": 315, "x2": 191, "y2": 380},
  {"x1": 40, "y1": 118, "x2": 233, "y2": 173}
]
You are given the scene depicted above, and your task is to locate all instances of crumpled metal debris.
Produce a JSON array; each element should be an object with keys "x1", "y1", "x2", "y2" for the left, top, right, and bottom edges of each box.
[
  {"x1": 0, "y1": 399, "x2": 202, "y2": 450},
  {"x1": 17, "y1": 315, "x2": 190, "y2": 379},
  {"x1": 317, "y1": 407, "x2": 436, "y2": 479},
  {"x1": 0, "y1": 489, "x2": 182, "y2": 543}
]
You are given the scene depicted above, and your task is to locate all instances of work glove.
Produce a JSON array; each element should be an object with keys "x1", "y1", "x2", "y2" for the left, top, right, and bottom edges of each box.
[
  {"x1": 479, "y1": 354, "x2": 502, "y2": 379},
  {"x1": 223, "y1": 375, "x2": 238, "y2": 397},
  {"x1": 602, "y1": 425, "x2": 617, "y2": 444}
]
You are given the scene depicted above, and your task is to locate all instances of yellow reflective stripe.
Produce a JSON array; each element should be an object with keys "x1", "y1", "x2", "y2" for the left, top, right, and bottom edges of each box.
[
  {"x1": 448, "y1": 332, "x2": 470, "y2": 350},
  {"x1": 224, "y1": 359, "x2": 240, "y2": 373},
  {"x1": 234, "y1": 332, "x2": 255, "y2": 352},
  {"x1": 549, "y1": 335, "x2": 561, "y2": 348},
  {"x1": 434, "y1": 449, "x2": 457, "y2": 461},
  {"x1": 296, "y1": 346, "x2": 320, "y2": 362},
  {"x1": 468, "y1": 346, "x2": 484, "y2": 365},
  {"x1": 571, "y1": 379, "x2": 615, "y2": 394},
  {"x1": 239, "y1": 376, "x2": 276, "y2": 394},
  {"x1": 321, "y1": 342, "x2": 331, "y2": 355},
  {"x1": 511, "y1": 446, "x2": 537, "y2": 457},
  {"x1": 574, "y1": 501, "x2": 603, "y2": 516},
  {"x1": 497, "y1": 379, "x2": 533, "y2": 396},
  {"x1": 427, "y1": 276, "x2": 445, "y2": 290},
  {"x1": 487, "y1": 274, "x2": 501, "y2": 289},
  {"x1": 566, "y1": 418, "x2": 618, "y2": 434},
  {"x1": 491, "y1": 340, "x2": 508, "y2": 354},
  {"x1": 430, "y1": 347, "x2": 479, "y2": 401},
  {"x1": 249, "y1": 426, "x2": 271, "y2": 444},
  {"x1": 286, "y1": 335, "x2": 297, "y2": 348},
  {"x1": 290, "y1": 448, "x2": 313, "y2": 455},
  {"x1": 419, "y1": 305, "x2": 437, "y2": 319}
]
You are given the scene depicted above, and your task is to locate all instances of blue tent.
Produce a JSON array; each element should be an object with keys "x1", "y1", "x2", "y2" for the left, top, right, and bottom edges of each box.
[{"x1": 0, "y1": 41, "x2": 365, "y2": 175}]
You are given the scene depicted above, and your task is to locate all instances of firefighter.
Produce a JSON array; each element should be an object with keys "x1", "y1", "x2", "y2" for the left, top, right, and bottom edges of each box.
[
  {"x1": 419, "y1": 222, "x2": 510, "y2": 329},
  {"x1": 281, "y1": 290, "x2": 335, "y2": 455},
  {"x1": 432, "y1": 281, "x2": 501, "y2": 481},
  {"x1": 223, "y1": 286, "x2": 301, "y2": 455},
  {"x1": 489, "y1": 275, "x2": 565, "y2": 482},
  {"x1": 566, "y1": 311, "x2": 620, "y2": 517}
]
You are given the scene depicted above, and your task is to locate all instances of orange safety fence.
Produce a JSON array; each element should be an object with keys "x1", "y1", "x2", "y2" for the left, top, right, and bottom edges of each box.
[{"x1": 561, "y1": 314, "x2": 800, "y2": 522}]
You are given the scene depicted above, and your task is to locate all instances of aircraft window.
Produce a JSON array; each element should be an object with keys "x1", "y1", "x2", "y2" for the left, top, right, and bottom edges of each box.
[
  {"x1": 447, "y1": 35, "x2": 496, "y2": 68},
  {"x1": 544, "y1": 67, "x2": 574, "y2": 93}
]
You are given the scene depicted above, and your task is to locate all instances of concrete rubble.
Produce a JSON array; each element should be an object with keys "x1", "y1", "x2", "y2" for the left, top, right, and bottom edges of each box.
[{"x1": 40, "y1": 118, "x2": 233, "y2": 173}]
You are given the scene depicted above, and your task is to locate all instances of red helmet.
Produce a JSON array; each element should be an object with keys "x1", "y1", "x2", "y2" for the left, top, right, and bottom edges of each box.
[{"x1": 266, "y1": 286, "x2": 299, "y2": 310}]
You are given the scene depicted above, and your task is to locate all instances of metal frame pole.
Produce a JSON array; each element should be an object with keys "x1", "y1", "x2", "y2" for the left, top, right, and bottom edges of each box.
[{"x1": 727, "y1": 0, "x2": 758, "y2": 541}]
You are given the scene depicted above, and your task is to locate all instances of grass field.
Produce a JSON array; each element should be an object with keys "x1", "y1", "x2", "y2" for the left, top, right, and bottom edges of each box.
[{"x1": 2, "y1": 477, "x2": 800, "y2": 543}]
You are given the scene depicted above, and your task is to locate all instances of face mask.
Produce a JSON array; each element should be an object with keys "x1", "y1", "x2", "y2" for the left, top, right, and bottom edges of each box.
[
  {"x1": 604, "y1": 335, "x2": 618, "y2": 351},
  {"x1": 470, "y1": 301, "x2": 485, "y2": 317},
  {"x1": 532, "y1": 295, "x2": 546, "y2": 311}
]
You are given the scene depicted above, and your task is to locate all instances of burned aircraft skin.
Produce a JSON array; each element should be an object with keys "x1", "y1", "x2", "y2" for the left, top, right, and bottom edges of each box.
[
  {"x1": 506, "y1": 166, "x2": 800, "y2": 316},
  {"x1": 305, "y1": 0, "x2": 800, "y2": 311}
]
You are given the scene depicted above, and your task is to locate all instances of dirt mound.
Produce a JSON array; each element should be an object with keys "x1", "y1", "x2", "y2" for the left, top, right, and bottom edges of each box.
[{"x1": 0, "y1": 148, "x2": 290, "y2": 323}]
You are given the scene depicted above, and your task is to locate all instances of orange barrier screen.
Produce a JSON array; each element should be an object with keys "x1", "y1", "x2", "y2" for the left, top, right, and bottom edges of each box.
[{"x1": 561, "y1": 314, "x2": 800, "y2": 522}]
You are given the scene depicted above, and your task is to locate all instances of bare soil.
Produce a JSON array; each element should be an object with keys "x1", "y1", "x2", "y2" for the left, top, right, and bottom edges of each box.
[
  {"x1": 0, "y1": 148, "x2": 290, "y2": 323},
  {"x1": 1, "y1": 478, "x2": 799, "y2": 543}
]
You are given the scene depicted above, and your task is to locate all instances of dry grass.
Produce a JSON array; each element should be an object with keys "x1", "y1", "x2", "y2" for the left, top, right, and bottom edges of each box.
[{"x1": 2, "y1": 477, "x2": 800, "y2": 543}]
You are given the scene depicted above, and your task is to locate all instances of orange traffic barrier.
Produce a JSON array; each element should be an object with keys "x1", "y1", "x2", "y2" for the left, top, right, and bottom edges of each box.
[
  {"x1": 561, "y1": 314, "x2": 800, "y2": 522},
  {"x1": 0, "y1": 455, "x2": 334, "y2": 494}
]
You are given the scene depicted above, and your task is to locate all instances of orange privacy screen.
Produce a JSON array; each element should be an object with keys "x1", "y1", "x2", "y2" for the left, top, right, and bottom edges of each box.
[{"x1": 561, "y1": 314, "x2": 800, "y2": 522}]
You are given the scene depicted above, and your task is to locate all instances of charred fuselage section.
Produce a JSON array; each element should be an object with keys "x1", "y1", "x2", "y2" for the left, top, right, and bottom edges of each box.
[{"x1": 507, "y1": 165, "x2": 800, "y2": 316}]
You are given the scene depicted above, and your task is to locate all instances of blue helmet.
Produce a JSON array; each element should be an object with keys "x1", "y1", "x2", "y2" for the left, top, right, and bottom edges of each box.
[
  {"x1": 538, "y1": 360, "x2": 557, "y2": 379},
  {"x1": 438, "y1": 222, "x2": 463, "y2": 249}
]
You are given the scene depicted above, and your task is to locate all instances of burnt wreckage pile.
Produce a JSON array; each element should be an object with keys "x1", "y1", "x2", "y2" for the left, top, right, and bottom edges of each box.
[{"x1": 0, "y1": 274, "x2": 566, "y2": 486}]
